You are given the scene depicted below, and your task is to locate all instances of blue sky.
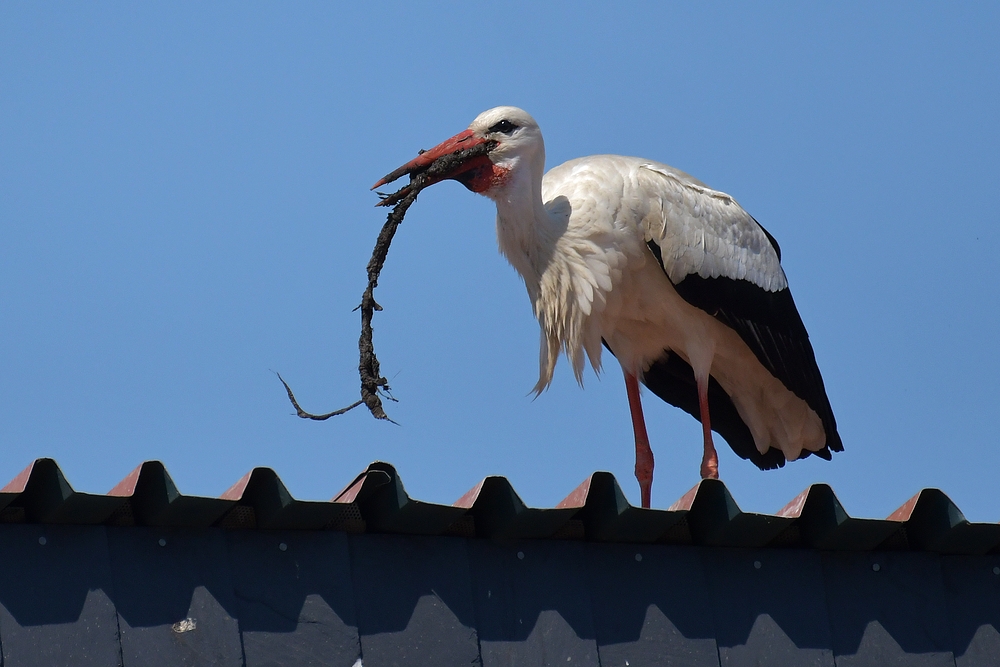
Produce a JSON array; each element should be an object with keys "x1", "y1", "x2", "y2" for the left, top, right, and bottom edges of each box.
[{"x1": 2, "y1": 3, "x2": 998, "y2": 520}]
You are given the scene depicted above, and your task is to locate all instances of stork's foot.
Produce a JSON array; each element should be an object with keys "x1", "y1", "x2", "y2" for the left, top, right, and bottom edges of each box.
[
  {"x1": 699, "y1": 430, "x2": 720, "y2": 479},
  {"x1": 696, "y1": 375, "x2": 719, "y2": 480},
  {"x1": 623, "y1": 371, "x2": 654, "y2": 508},
  {"x1": 700, "y1": 452, "x2": 719, "y2": 480},
  {"x1": 635, "y1": 446, "x2": 654, "y2": 508}
]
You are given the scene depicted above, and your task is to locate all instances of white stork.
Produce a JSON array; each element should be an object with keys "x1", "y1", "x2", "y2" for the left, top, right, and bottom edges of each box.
[{"x1": 374, "y1": 106, "x2": 842, "y2": 508}]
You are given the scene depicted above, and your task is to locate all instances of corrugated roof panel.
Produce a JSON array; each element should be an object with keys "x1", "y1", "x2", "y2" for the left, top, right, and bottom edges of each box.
[
  {"x1": 2, "y1": 458, "x2": 124, "y2": 525},
  {"x1": 557, "y1": 472, "x2": 687, "y2": 543},
  {"x1": 352, "y1": 462, "x2": 468, "y2": 536},
  {"x1": 109, "y1": 461, "x2": 234, "y2": 528},
  {"x1": 0, "y1": 458, "x2": 998, "y2": 555},
  {"x1": 222, "y1": 467, "x2": 354, "y2": 531},
  {"x1": 456, "y1": 476, "x2": 578, "y2": 539},
  {"x1": 671, "y1": 479, "x2": 795, "y2": 548},
  {"x1": 777, "y1": 483, "x2": 901, "y2": 550},
  {"x1": 888, "y1": 488, "x2": 1000, "y2": 555}
]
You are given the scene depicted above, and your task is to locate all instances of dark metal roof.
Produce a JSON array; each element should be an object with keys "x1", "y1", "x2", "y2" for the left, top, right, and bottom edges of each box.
[
  {"x1": 2, "y1": 458, "x2": 1000, "y2": 666},
  {"x1": 2, "y1": 458, "x2": 998, "y2": 555}
]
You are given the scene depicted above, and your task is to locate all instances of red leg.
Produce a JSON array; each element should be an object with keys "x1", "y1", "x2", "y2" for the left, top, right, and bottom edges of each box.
[
  {"x1": 697, "y1": 377, "x2": 719, "y2": 479},
  {"x1": 624, "y1": 371, "x2": 654, "y2": 508}
]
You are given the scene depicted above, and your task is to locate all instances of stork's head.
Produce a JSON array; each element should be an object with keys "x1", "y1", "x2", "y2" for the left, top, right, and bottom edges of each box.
[{"x1": 373, "y1": 106, "x2": 544, "y2": 203}]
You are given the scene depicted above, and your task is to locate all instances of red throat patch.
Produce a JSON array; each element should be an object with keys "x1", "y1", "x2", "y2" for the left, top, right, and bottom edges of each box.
[
  {"x1": 466, "y1": 163, "x2": 511, "y2": 193},
  {"x1": 452, "y1": 155, "x2": 509, "y2": 194}
]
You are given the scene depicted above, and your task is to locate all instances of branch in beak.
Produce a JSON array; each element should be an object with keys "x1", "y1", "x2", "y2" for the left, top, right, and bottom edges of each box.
[{"x1": 373, "y1": 138, "x2": 497, "y2": 207}]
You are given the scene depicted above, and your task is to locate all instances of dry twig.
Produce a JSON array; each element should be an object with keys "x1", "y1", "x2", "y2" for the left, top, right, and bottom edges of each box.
[{"x1": 280, "y1": 140, "x2": 496, "y2": 422}]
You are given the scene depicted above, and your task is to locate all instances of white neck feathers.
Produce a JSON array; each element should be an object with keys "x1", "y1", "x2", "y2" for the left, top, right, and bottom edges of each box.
[{"x1": 492, "y1": 162, "x2": 610, "y2": 394}]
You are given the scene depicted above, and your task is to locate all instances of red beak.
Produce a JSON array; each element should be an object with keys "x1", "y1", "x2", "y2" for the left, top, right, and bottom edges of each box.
[{"x1": 372, "y1": 129, "x2": 495, "y2": 206}]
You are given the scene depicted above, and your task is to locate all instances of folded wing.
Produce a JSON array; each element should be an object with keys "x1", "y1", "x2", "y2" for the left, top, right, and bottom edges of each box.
[{"x1": 635, "y1": 163, "x2": 842, "y2": 465}]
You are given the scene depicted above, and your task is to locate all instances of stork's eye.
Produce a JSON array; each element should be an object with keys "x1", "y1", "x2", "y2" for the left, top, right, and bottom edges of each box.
[{"x1": 488, "y1": 119, "x2": 518, "y2": 135}]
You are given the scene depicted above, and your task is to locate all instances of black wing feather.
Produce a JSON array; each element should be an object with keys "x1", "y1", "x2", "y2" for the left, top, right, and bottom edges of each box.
[{"x1": 644, "y1": 238, "x2": 842, "y2": 468}]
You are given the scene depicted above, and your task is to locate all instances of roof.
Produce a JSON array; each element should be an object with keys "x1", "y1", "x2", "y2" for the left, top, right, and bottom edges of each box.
[
  {"x1": 2, "y1": 457, "x2": 998, "y2": 554},
  {"x1": 2, "y1": 458, "x2": 999, "y2": 666}
]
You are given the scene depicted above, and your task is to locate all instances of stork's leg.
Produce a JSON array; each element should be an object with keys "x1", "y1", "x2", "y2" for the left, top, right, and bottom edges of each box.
[
  {"x1": 624, "y1": 371, "x2": 654, "y2": 508},
  {"x1": 696, "y1": 376, "x2": 720, "y2": 479}
]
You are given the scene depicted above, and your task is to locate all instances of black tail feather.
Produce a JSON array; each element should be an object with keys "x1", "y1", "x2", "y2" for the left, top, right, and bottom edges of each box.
[{"x1": 642, "y1": 352, "x2": 795, "y2": 471}]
